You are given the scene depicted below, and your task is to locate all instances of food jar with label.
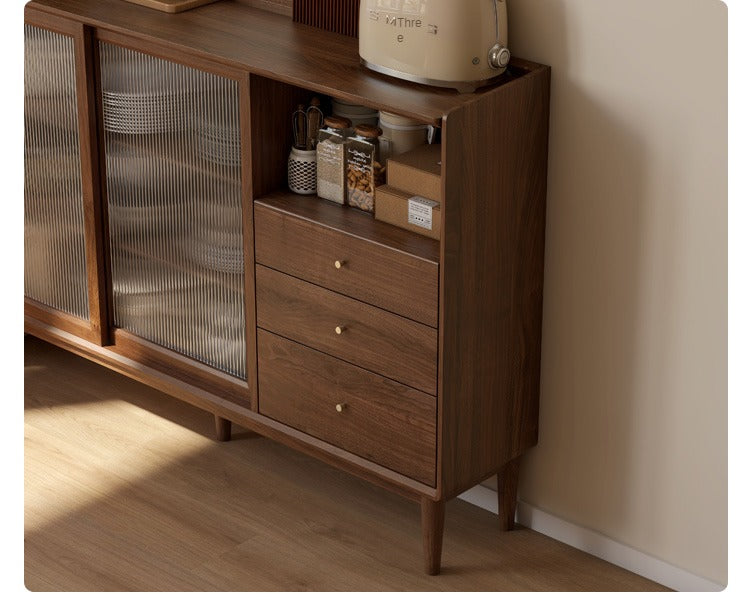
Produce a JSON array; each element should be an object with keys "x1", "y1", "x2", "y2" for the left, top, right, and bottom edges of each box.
[
  {"x1": 316, "y1": 116, "x2": 352, "y2": 205},
  {"x1": 346, "y1": 124, "x2": 385, "y2": 213}
]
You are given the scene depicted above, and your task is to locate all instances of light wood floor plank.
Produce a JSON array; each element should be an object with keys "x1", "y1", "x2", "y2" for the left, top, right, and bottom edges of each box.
[{"x1": 24, "y1": 336, "x2": 669, "y2": 591}]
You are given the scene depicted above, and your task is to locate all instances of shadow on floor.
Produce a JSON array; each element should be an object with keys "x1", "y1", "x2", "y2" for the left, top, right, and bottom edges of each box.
[{"x1": 24, "y1": 336, "x2": 668, "y2": 592}]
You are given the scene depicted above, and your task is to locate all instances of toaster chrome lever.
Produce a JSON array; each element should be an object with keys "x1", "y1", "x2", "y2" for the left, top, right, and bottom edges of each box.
[{"x1": 488, "y1": 44, "x2": 511, "y2": 70}]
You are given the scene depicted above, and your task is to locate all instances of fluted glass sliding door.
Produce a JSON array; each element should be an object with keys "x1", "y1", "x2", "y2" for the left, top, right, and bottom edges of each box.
[
  {"x1": 24, "y1": 25, "x2": 89, "y2": 320},
  {"x1": 100, "y1": 43, "x2": 246, "y2": 379}
]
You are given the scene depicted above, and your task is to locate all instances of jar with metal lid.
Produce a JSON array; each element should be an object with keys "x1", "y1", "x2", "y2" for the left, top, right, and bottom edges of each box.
[
  {"x1": 346, "y1": 124, "x2": 385, "y2": 213},
  {"x1": 316, "y1": 115, "x2": 352, "y2": 205}
]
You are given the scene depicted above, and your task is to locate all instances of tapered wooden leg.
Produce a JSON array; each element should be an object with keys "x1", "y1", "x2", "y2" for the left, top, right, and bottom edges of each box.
[
  {"x1": 214, "y1": 415, "x2": 232, "y2": 442},
  {"x1": 497, "y1": 456, "x2": 521, "y2": 531},
  {"x1": 420, "y1": 497, "x2": 445, "y2": 575}
]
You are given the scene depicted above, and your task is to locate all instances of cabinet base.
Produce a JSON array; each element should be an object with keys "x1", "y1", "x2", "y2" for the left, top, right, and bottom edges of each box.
[
  {"x1": 214, "y1": 415, "x2": 232, "y2": 442},
  {"x1": 25, "y1": 315, "x2": 528, "y2": 576}
]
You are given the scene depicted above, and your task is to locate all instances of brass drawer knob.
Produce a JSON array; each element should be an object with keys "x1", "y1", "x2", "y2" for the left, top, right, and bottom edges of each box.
[
  {"x1": 335, "y1": 403, "x2": 345, "y2": 413},
  {"x1": 334, "y1": 260, "x2": 345, "y2": 269},
  {"x1": 335, "y1": 326, "x2": 345, "y2": 335}
]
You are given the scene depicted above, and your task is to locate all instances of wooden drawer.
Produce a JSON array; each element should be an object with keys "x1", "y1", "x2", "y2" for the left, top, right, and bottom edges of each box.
[
  {"x1": 256, "y1": 265, "x2": 437, "y2": 395},
  {"x1": 254, "y1": 198, "x2": 439, "y2": 327},
  {"x1": 257, "y1": 329, "x2": 436, "y2": 486}
]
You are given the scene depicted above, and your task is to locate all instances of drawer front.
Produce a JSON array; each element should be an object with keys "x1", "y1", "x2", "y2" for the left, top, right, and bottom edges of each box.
[
  {"x1": 256, "y1": 265, "x2": 437, "y2": 395},
  {"x1": 254, "y1": 204, "x2": 438, "y2": 327},
  {"x1": 257, "y1": 330, "x2": 436, "y2": 486}
]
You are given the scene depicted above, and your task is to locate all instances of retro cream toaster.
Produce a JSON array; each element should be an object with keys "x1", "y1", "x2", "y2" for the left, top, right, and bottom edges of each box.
[{"x1": 359, "y1": 0, "x2": 511, "y2": 93}]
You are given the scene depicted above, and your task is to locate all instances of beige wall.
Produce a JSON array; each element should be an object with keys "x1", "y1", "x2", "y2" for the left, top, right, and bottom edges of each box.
[
  {"x1": 486, "y1": 0, "x2": 727, "y2": 585},
  {"x1": 253, "y1": 0, "x2": 728, "y2": 585}
]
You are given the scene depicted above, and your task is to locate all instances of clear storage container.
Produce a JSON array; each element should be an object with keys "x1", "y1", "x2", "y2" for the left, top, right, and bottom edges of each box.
[
  {"x1": 316, "y1": 115, "x2": 352, "y2": 205},
  {"x1": 346, "y1": 124, "x2": 385, "y2": 213},
  {"x1": 332, "y1": 98, "x2": 379, "y2": 134},
  {"x1": 378, "y1": 110, "x2": 430, "y2": 161}
]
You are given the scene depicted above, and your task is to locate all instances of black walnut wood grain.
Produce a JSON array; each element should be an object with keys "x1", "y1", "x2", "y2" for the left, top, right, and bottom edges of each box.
[
  {"x1": 248, "y1": 75, "x2": 313, "y2": 199},
  {"x1": 120, "y1": 0, "x2": 221, "y2": 14},
  {"x1": 421, "y1": 498, "x2": 445, "y2": 575},
  {"x1": 26, "y1": 0, "x2": 537, "y2": 126},
  {"x1": 27, "y1": 316, "x2": 437, "y2": 500},
  {"x1": 109, "y1": 329, "x2": 252, "y2": 406},
  {"x1": 23, "y1": 0, "x2": 551, "y2": 576},
  {"x1": 240, "y1": 74, "x2": 258, "y2": 410},
  {"x1": 256, "y1": 264, "x2": 438, "y2": 394},
  {"x1": 438, "y1": 67, "x2": 551, "y2": 498},
  {"x1": 75, "y1": 24, "x2": 109, "y2": 346},
  {"x1": 257, "y1": 329, "x2": 437, "y2": 486},
  {"x1": 25, "y1": 299, "x2": 95, "y2": 341},
  {"x1": 254, "y1": 194, "x2": 439, "y2": 327},
  {"x1": 497, "y1": 456, "x2": 521, "y2": 531},
  {"x1": 214, "y1": 414, "x2": 232, "y2": 441}
]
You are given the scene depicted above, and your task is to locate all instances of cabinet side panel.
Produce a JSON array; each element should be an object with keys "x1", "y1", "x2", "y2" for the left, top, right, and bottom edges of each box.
[
  {"x1": 439, "y1": 68, "x2": 550, "y2": 497},
  {"x1": 248, "y1": 75, "x2": 311, "y2": 199},
  {"x1": 24, "y1": 24, "x2": 90, "y2": 322}
]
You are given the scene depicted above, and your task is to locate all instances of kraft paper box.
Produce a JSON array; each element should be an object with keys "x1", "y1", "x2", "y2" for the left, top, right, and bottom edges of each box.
[
  {"x1": 386, "y1": 144, "x2": 442, "y2": 203},
  {"x1": 375, "y1": 185, "x2": 441, "y2": 240}
]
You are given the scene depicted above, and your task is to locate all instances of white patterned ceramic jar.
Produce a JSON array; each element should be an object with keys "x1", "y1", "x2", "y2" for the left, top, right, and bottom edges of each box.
[{"x1": 288, "y1": 147, "x2": 317, "y2": 195}]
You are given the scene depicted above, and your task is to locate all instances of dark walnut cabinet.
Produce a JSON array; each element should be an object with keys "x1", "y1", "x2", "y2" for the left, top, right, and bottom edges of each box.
[{"x1": 23, "y1": 0, "x2": 550, "y2": 575}]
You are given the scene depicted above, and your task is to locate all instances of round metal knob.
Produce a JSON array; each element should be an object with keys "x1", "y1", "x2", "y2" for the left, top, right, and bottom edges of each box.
[
  {"x1": 488, "y1": 44, "x2": 511, "y2": 70},
  {"x1": 334, "y1": 260, "x2": 344, "y2": 269},
  {"x1": 335, "y1": 326, "x2": 345, "y2": 335},
  {"x1": 335, "y1": 403, "x2": 345, "y2": 413}
]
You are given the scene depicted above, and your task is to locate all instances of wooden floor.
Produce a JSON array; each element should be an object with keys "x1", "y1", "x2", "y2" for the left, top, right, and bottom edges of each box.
[{"x1": 24, "y1": 335, "x2": 668, "y2": 592}]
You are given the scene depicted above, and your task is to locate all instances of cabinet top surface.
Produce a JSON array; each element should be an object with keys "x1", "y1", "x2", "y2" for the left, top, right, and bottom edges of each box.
[{"x1": 26, "y1": 0, "x2": 547, "y2": 125}]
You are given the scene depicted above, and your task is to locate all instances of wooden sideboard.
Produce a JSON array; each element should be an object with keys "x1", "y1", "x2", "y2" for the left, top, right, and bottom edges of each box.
[{"x1": 23, "y1": 0, "x2": 550, "y2": 575}]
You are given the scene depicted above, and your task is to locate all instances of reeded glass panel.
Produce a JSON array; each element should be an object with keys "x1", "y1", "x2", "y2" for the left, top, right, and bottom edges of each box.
[
  {"x1": 24, "y1": 25, "x2": 89, "y2": 320},
  {"x1": 101, "y1": 43, "x2": 246, "y2": 379}
]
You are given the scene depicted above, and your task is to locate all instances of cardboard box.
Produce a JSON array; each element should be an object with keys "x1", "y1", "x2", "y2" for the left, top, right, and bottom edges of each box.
[
  {"x1": 386, "y1": 144, "x2": 442, "y2": 203},
  {"x1": 375, "y1": 185, "x2": 441, "y2": 240}
]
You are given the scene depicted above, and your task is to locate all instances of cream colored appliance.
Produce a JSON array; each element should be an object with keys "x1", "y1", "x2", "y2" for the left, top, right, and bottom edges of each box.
[{"x1": 359, "y1": 0, "x2": 510, "y2": 93}]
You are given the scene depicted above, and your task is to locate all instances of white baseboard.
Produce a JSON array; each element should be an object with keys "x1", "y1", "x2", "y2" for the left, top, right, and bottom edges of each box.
[{"x1": 457, "y1": 485, "x2": 724, "y2": 592}]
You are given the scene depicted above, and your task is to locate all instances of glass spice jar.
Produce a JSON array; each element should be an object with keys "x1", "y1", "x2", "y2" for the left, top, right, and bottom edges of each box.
[
  {"x1": 316, "y1": 116, "x2": 352, "y2": 205},
  {"x1": 346, "y1": 124, "x2": 385, "y2": 213}
]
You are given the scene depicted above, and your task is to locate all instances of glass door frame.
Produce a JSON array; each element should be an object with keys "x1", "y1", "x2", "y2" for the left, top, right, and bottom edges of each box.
[
  {"x1": 92, "y1": 30, "x2": 257, "y2": 410},
  {"x1": 23, "y1": 7, "x2": 257, "y2": 411},
  {"x1": 24, "y1": 9, "x2": 109, "y2": 347}
]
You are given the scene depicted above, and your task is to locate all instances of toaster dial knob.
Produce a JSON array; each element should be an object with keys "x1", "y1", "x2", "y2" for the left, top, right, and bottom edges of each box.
[{"x1": 488, "y1": 45, "x2": 511, "y2": 70}]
